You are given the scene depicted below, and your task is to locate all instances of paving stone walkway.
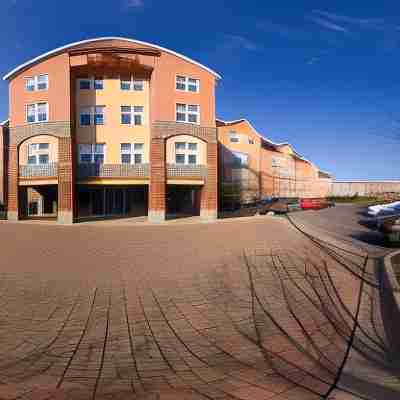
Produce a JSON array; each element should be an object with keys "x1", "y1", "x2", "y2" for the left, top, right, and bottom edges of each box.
[{"x1": 0, "y1": 216, "x2": 398, "y2": 399}]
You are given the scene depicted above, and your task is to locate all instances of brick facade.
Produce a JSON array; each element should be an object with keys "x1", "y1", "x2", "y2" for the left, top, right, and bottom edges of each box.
[
  {"x1": 6, "y1": 125, "x2": 74, "y2": 223},
  {"x1": 57, "y1": 137, "x2": 74, "y2": 224},
  {"x1": 0, "y1": 124, "x2": 8, "y2": 206},
  {"x1": 200, "y1": 142, "x2": 218, "y2": 219},
  {"x1": 9, "y1": 122, "x2": 71, "y2": 146},
  {"x1": 149, "y1": 121, "x2": 218, "y2": 222},
  {"x1": 148, "y1": 137, "x2": 167, "y2": 223},
  {"x1": 7, "y1": 144, "x2": 18, "y2": 220}
]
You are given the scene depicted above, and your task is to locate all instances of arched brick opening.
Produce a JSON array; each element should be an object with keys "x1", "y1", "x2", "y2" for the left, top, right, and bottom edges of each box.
[
  {"x1": 148, "y1": 123, "x2": 218, "y2": 223},
  {"x1": 7, "y1": 123, "x2": 74, "y2": 224}
]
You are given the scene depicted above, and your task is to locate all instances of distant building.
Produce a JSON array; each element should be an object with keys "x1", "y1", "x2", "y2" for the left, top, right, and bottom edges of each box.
[{"x1": 217, "y1": 119, "x2": 332, "y2": 209}]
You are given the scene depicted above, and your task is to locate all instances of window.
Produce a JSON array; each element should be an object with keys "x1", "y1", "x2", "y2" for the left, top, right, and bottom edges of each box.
[
  {"x1": 120, "y1": 78, "x2": 131, "y2": 91},
  {"x1": 78, "y1": 77, "x2": 104, "y2": 90},
  {"x1": 78, "y1": 144, "x2": 105, "y2": 164},
  {"x1": 94, "y1": 144, "x2": 105, "y2": 163},
  {"x1": 25, "y1": 75, "x2": 48, "y2": 91},
  {"x1": 80, "y1": 107, "x2": 91, "y2": 126},
  {"x1": 176, "y1": 75, "x2": 200, "y2": 92},
  {"x1": 174, "y1": 141, "x2": 199, "y2": 165},
  {"x1": 188, "y1": 78, "x2": 199, "y2": 92},
  {"x1": 26, "y1": 103, "x2": 48, "y2": 123},
  {"x1": 37, "y1": 75, "x2": 48, "y2": 90},
  {"x1": 79, "y1": 79, "x2": 91, "y2": 90},
  {"x1": 248, "y1": 137, "x2": 255, "y2": 144},
  {"x1": 94, "y1": 78, "x2": 103, "y2": 90},
  {"x1": 26, "y1": 78, "x2": 36, "y2": 92},
  {"x1": 176, "y1": 76, "x2": 186, "y2": 91},
  {"x1": 94, "y1": 106, "x2": 105, "y2": 125},
  {"x1": 39, "y1": 154, "x2": 49, "y2": 164},
  {"x1": 120, "y1": 143, "x2": 144, "y2": 164},
  {"x1": 272, "y1": 157, "x2": 280, "y2": 167},
  {"x1": 188, "y1": 154, "x2": 197, "y2": 164},
  {"x1": 175, "y1": 154, "x2": 185, "y2": 164},
  {"x1": 133, "y1": 80, "x2": 144, "y2": 91},
  {"x1": 120, "y1": 106, "x2": 144, "y2": 126},
  {"x1": 175, "y1": 142, "x2": 186, "y2": 150},
  {"x1": 176, "y1": 104, "x2": 199, "y2": 124},
  {"x1": 229, "y1": 133, "x2": 240, "y2": 143},
  {"x1": 27, "y1": 142, "x2": 50, "y2": 165},
  {"x1": 120, "y1": 76, "x2": 144, "y2": 91},
  {"x1": 79, "y1": 106, "x2": 105, "y2": 126}
]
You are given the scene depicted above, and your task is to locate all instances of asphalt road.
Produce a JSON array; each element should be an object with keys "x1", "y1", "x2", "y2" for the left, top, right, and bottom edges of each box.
[{"x1": 289, "y1": 204, "x2": 390, "y2": 256}]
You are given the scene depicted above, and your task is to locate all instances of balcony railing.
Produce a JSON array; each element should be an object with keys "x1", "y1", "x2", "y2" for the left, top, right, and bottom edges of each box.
[
  {"x1": 19, "y1": 163, "x2": 58, "y2": 178},
  {"x1": 167, "y1": 164, "x2": 207, "y2": 179},
  {"x1": 77, "y1": 163, "x2": 150, "y2": 179}
]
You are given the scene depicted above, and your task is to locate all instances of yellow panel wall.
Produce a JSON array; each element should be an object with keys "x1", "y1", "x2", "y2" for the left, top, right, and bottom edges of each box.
[{"x1": 75, "y1": 76, "x2": 150, "y2": 164}]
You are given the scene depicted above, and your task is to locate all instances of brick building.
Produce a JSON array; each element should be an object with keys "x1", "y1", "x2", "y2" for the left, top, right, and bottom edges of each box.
[
  {"x1": 0, "y1": 37, "x2": 331, "y2": 223},
  {"x1": 217, "y1": 119, "x2": 331, "y2": 209},
  {"x1": 1, "y1": 37, "x2": 219, "y2": 223}
]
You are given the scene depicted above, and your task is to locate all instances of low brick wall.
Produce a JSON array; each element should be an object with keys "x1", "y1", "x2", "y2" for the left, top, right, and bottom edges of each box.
[
  {"x1": 331, "y1": 181, "x2": 400, "y2": 197},
  {"x1": 380, "y1": 250, "x2": 400, "y2": 361}
]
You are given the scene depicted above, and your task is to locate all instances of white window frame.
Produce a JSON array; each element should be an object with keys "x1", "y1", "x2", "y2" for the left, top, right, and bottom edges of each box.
[
  {"x1": 120, "y1": 105, "x2": 145, "y2": 126},
  {"x1": 26, "y1": 102, "x2": 48, "y2": 124},
  {"x1": 120, "y1": 143, "x2": 144, "y2": 164},
  {"x1": 78, "y1": 143, "x2": 106, "y2": 164},
  {"x1": 79, "y1": 106, "x2": 106, "y2": 126},
  {"x1": 174, "y1": 141, "x2": 199, "y2": 165},
  {"x1": 175, "y1": 75, "x2": 200, "y2": 93},
  {"x1": 120, "y1": 76, "x2": 145, "y2": 91},
  {"x1": 27, "y1": 142, "x2": 50, "y2": 165},
  {"x1": 25, "y1": 74, "x2": 48, "y2": 91},
  {"x1": 176, "y1": 103, "x2": 200, "y2": 125}
]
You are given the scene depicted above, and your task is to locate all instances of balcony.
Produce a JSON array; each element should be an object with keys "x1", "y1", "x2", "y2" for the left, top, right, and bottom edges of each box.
[
  {"x1": 19, "y1": 163, "x2": 58, "y2": 178},
  {"x1": 167, "y1": 164, "x2": 207, "y2": 179},
  {"x1": 77, "y1": 163, "x2": 150, "y2": 179}
]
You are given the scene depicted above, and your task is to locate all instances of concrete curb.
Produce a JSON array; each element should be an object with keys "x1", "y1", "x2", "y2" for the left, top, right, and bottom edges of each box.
[
  {"x1": 380, "y1": 250, "x2": 400, "y2": 360},
  {"x1": 0, "y1": 213, "x2": 279, "y2": 228}
]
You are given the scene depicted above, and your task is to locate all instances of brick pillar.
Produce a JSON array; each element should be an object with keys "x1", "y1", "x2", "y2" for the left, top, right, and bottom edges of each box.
[
  {"x1": 148, "y1": 137, "x2": 166, "y2": 223},
  {"x1": 7, "y1": 144, "x2": 18, "y2": 221},
  {"x1": 200, "y1": 142, "x2": 218, "y2": 220},
  {"x1": 58, "y1": 137, "x2": 74, "y2": 224}
]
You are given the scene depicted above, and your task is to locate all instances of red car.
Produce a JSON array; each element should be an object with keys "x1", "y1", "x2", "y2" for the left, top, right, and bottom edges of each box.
[{"x1": 300, "y1": 198, "x2": 333, "y2": 210}]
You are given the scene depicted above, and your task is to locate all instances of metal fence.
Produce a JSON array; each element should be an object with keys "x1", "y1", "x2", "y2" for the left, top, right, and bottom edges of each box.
[
  {"x1": 166, "y1": 164, "x2": 207, "y2": 178},
  {"x1": 77, "y1": 163, "x2": 150, "y2": 179},
  {"x1": 19, "y1": 163, "x2": 58, "y2": 178}
]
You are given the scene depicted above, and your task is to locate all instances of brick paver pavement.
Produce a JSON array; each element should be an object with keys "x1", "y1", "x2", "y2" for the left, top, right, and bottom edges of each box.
[{"x1": 0, "y1": 215, "x2": 398, "y2": 399}]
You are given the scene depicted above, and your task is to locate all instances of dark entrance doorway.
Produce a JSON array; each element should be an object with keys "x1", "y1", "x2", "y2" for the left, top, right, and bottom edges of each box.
[
  {"x1": 77, "y1": 185, "x2": 148, "y2": 220},
  {"x1": 19, "y1": 185, "x2": 58, "y2": 219},
  {"x1": 166, "y1": 185, "x2": 201, "y2": 218}
]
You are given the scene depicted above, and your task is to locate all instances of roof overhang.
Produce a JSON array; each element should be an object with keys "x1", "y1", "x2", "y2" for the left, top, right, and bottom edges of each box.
[
  {"x1": 3, "y1": 37, "x2": 222, "y2": 81},
  {"x1": 0, "y1": 119, "x2": 9, "y2": 127}
]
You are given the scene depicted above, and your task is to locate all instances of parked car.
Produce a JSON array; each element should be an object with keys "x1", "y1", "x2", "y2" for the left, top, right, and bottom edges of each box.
[
  {"x1": 258, "y1": 197, "x2": 301, "y2": 215},
  {"x1": 300, "y1": 198, "x2": 334, "y2": 210},
  {"x1": 379, "y1": 215, "x2": 400, "y2": 246}
]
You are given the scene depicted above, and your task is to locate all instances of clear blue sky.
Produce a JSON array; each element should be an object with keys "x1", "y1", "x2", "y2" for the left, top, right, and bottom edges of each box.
[{"x1": 0, "y1": 0, "x2": 398, "y2": 180}]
